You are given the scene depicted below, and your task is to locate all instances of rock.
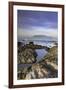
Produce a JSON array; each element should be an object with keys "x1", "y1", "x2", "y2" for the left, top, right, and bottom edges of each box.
[
  {"x1": 25, "y1": 63, "x2": 49, "y2": 79},
  {"x1": 18, "y1": 46, "x2": 58, "y2": 80},
  {"x1": 40, "y1": 46, "x2": 58, "y2": 64},
  {"x1": 18, "y1": 48, "x2": 37, "y2": 64}
]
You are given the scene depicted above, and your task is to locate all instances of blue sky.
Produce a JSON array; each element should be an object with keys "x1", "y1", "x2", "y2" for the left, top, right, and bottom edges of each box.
[{"x1": 17, "y1": 10, "x2": 58, "y2": 38}]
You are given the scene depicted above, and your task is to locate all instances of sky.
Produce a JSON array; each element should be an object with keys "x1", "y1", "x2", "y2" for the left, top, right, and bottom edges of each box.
[{"x1": 17, "y1": 10, "x2": 58, "y2": 39}]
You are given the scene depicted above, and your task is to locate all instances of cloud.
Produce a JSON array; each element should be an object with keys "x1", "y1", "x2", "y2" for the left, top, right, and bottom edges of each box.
[
  {"x1": 18, "y1": 10, "x2": 58, "y2": 29},
  {"x1": 42, "y1": 22, "x2": 57, "y2": 29},
  {"x1": 17, "y1": 26, "x2": 58, "y2": 39}
]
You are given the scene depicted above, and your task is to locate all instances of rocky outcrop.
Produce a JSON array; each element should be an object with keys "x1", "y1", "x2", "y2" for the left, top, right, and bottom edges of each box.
[
  {"x1": 18, "y1": 48, "x2": 37, "y2": 64},
  {"x1": 41, "y1": 46, "x2": 58, "y2": 65},
  {"x1": 25, "y1": 63, "x2": 49, "y2": 79},
  {"x1": 18, "y1": 46, "x2": 58, "y2": 80}
]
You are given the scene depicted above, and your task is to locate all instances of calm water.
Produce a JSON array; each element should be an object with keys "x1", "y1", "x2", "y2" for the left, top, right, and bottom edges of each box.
[
  {"x1": 18, "y1": 49, "x2": 47, "y2": 68},
  {"x1": 18, "y1": 40, "x2": 57, "y2": 68},
  {"x1": 36, "y1": 49, "x2": 47, "y2": 62},
  {"x1": 34, "y1": 40, "x2": 56, "y2": 61}
]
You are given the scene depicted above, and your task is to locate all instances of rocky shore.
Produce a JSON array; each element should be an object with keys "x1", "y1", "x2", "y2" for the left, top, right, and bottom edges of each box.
[
  {"x1": 18, "y1": 48, "x2": 37, "y2": 64},
  {"x1": 17, "y1": 42, "x2": 58, "y2": 80}
]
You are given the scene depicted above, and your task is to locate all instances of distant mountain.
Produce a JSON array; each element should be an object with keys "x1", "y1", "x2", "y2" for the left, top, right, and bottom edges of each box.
[
  {"x1": 18, "y1": 35, "x2": 57, "y2": 42},
  {"x1": 33, "y1": 35, "x2": 52, "y2": 38},
  {"x1": 32, "y1": 35, "x2": 57, "y2": 41}
]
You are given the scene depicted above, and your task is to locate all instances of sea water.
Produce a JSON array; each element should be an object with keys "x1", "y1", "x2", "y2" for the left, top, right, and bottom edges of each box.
[{"x1": 18, "y1": 40, "x2": 56, "y2": 69}]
